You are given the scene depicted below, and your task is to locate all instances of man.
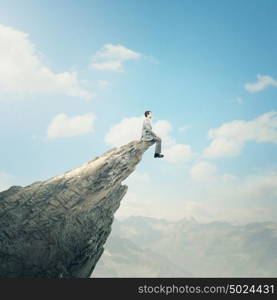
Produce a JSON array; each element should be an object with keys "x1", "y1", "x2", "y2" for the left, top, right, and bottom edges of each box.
[{"x1": 141, "y1": 110, "x2": 164, "y2": 158}]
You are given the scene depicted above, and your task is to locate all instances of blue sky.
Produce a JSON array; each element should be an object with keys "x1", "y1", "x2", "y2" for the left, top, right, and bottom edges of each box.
[{"x1": 0, "y1": 0, "x2": 276, "y2": 223}]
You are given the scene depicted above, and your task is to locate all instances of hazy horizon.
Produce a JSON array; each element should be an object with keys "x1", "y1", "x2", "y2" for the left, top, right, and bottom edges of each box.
[{"x1": 93, "y1": 215, "x2": 277, "y2": 277}]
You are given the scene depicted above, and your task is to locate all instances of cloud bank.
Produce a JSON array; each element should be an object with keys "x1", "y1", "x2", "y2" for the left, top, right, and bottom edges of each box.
[
  {"x1": 47, "y1": 113, "x2": 96, "y2": 139},
  {"x1": 202, "y1": 111, "x2": 277, "y2": 158},
  {"x1": 90, "y1": 44, "x2": 142, "y2": 72},
  {"x1": 0, "y1": 24, "x2": 93, "y2": 99}
]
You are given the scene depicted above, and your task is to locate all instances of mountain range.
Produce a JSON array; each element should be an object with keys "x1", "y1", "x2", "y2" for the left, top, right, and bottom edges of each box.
[{"x1": 93, "y1": 216, "x2": 277, "y2": 277}]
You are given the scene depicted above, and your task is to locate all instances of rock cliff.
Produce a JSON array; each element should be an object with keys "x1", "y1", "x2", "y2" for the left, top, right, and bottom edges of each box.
[{"x1": 0, "y1": 139, "x2": 154, "y2": 278}]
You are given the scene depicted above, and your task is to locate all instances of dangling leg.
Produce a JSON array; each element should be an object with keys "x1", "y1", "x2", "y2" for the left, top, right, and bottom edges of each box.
[
  {"x1": 153, "y1": 137, "x2": 164, "y2": 158},
  {"x1": 155, "y1": 137, "x2": 161, "y2": 154}
]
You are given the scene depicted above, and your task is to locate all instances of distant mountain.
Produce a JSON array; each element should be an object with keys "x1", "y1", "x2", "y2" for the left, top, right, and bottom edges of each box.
[
  {"x1": 93, "y1": 216, "x2": 277, "y2": 277},
  {"x1": 92, "y1": 235, "x2": 192, "y2": 277}
]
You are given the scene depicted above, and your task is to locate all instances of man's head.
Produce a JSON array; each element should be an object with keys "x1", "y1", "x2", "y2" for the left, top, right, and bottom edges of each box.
[{"x1": 144, "y1": 110, "x2": 152, "y2": 119}]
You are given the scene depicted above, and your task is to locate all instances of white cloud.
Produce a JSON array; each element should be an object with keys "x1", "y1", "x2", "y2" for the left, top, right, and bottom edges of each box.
[
  {"x1": 105, "y1": 116, "x2": 144, "y2": 147},
  {"x1": 189, "y1": 160, "x2": 239, "y2": 185},
  {"x1": 245, "y1": 74, "x2": 277, "y2": 93},
  {"x1": 187, "y1": 166, "x2": 277, "y2": 207},
  {"x1": 116, "y1": 168, "x2": 277, "y2": 224},
  {"x1": 0, "y1": 24, "x2": 93, "y2": 100},
  {"x1": 115, "y1": 190, "x2": 216, "y2": 222},
  {"x1": 202, "y1": 111, "x2": 277, "y2": 158},
  {"x1": 47, "y1": 113, "x2": 96, "y2": 139},
  {"x1": 163, "y1": 144, "x2": 195, "y2": 163},
  {"x1": 92, "y1": 61, "x2": 123, "y2": 71},
  {"x1": 152, "y1": 120, "x2": 175, "y2": 146},
  {"x1": 190, "y1": 161, "x2": 217, "y2": 181},
  {"x1": 189, "y1": 169, "x2": 277, "y2": 223},
  {"x1": 203, "y1": 137, "x2": 244, "y2": 158},
  {"x1": 90, "y1": 44, "x2": 142, "y2": 71},
  {"x1": 236, "y1": 171, "x2": 277, "y2": 202}
]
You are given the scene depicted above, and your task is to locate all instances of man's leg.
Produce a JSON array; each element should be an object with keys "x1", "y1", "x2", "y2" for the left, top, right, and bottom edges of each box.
[{"x1": 154, "y1": 136, "x2": 162, "y2": 154}]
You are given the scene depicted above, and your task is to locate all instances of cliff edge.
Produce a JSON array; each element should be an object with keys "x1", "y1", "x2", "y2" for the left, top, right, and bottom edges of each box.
[{"x1": 0, "y1": 139, "x2": 154, "y2": 278}]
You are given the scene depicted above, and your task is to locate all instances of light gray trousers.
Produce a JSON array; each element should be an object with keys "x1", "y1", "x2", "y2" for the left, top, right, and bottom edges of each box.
[{"x1": 152, "y1": 136, "x2": 162, "y2": 153}]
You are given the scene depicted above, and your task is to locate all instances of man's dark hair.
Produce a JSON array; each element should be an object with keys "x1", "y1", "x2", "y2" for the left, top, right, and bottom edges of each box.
[{"x1": 144, "y1": 110, "x2": 151, "y2": 117}]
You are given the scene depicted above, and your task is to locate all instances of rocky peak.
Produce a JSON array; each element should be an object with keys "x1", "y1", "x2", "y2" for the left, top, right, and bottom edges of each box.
[{"x1": 0, "y1": 139, "x2": 154, "y2": 278}]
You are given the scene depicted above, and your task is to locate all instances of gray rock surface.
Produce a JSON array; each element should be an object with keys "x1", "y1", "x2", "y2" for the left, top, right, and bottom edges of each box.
[{"x1": 0, "y1": 139, "x2": 154, "y2": 278}]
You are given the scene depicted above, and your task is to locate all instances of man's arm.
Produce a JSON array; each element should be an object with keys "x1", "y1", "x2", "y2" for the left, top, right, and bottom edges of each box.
[{"x1": 144, "y1": 120, "x2": 157, "y2": 137}]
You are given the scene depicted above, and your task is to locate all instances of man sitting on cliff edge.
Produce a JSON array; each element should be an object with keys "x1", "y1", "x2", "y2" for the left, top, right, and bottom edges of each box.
[{"x1": 141, "y1": 110, "x2": 164, "y2": 158}]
